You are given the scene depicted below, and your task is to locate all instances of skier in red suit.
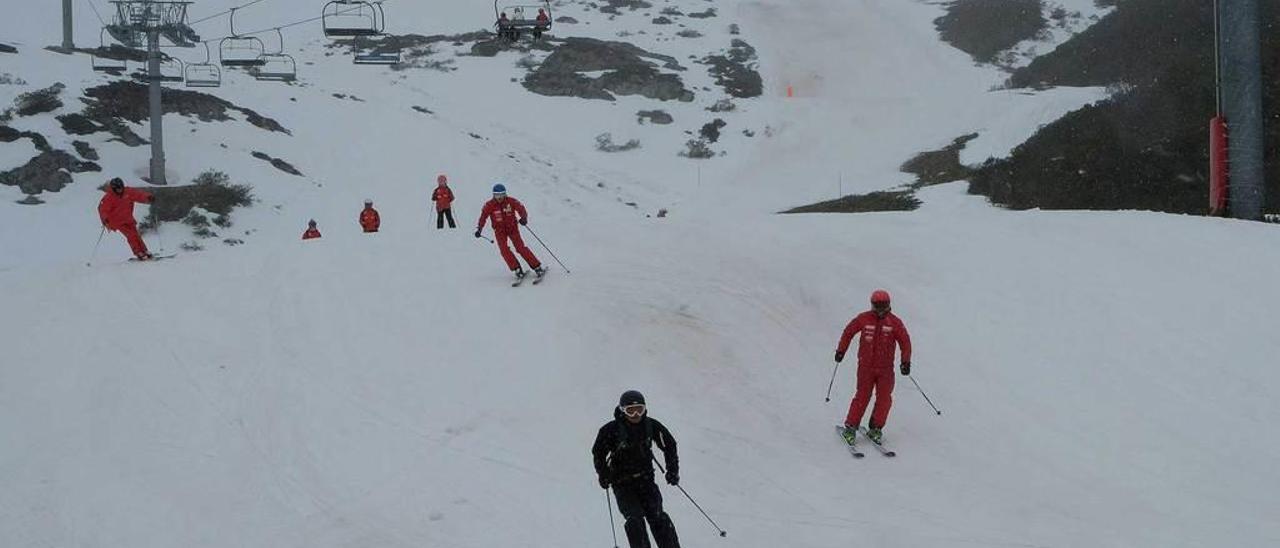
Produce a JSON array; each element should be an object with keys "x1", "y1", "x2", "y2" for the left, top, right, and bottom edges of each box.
[
  {"x1": 432, "y1": 174, "x2": 456, "y2": 229},
  {"x1": 835, "y1": 289, "x2": 912, "y2": 444},
  {"x1": 97, "y1": 177, "x2": 154, "y2": 260},
  {"x1": 475, "y1": 183, "x2": 544, "y2": 282},
  {"x1": 302, "y1": 219, "x2": 322, "y2": 240},
  {"x1": 360, "y1": 199, "x2": 381, "y2": 233}
]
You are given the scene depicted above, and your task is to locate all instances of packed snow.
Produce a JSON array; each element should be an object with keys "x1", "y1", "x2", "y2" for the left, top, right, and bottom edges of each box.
[{"x1": 2, "y1": 1, "x2": 1279, "y2": 547}]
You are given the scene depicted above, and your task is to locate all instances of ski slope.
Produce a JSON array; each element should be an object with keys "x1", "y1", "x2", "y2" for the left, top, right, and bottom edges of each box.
[{"x1": 4, "y1": 1, "x2": 1280, "y2": 547}]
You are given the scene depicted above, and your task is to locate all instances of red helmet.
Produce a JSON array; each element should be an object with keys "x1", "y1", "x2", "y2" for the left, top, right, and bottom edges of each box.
[
  {"x1": 870, "y1": 289, "x2": 891, "y2": 305},
  {"x1": 437, "y1": 174, "x2": 447, "y2": 184}
]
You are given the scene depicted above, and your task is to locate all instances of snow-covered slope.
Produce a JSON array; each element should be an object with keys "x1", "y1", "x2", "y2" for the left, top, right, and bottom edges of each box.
[{"x1": 3, "y1": 1, "x2": 1279, "y2": 547}]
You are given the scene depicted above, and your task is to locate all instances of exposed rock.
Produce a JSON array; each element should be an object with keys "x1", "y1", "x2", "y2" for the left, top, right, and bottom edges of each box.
[
  {"x1": 0, "y1": 44, "x2": 16, "y2": 54},
  {"x1": 83, "y1": 81, "x2": 289, "y2": 134},
  {"x1": 687, "y1": 8, "x2": 717, "y2": 18},
  {"x1": 412, "y1": 105, "x2": 435, "y2": 115},
  {"x1": 523, "y1": 38, "x2": 693, "y2": 102},
  {"x1": 0, "y1": 126, "x2": 51, "y2": 152},
  {"x1": 73, "y1": 140, "x2": 100, "y2": 161},
  {"x1": 701, "y1": 39, "x2": 763, "y2": 98},
  {"x1": 250, "y1": 151, "x2": 304, "y2": 176},
  {"x1": 0, "y1": 150, "x2": 101, "y2": 194},
  {"x1": 676, "y1": 30, "x2": 704, "y2": 38},
  {"x1": 700, "y1": 119, "x2": 727, "y2": 143},
  {"x1": 0, "y1": 73, "x2": 27, "y2": 85},
  {"x1": 637, "y1": 110, "x2": 674, "y2": 124},
  {"x1": 707, "y1": 98, "x2": 736, "y2": 112},
  {"x1": 17, "y1": 195, "x2": 44, "y2": 205},
  {"x1": 652, "y1": 16, "x2": 673, "y2": 25},
  {"x1": 57, "y1": 112, "x2": 146, "y2": 146},
  {"x1": 595, "y1": 133, "x2": 641, "y2": 152},
  {"x1": 555, "y1": 16, "x2": 579, "y2": 24},
  {"x1": 13, "y1": 83, "x2": 65, "y2": 117},
  {"x1": 679, "y1": 138, "x2": 714, "y2": 159}
]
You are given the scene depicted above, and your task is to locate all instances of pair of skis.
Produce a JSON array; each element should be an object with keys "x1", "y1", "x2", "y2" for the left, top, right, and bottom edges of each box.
[
  {"x1": 511, "y1": 269, "x2": 547, "y2": 287},
  {"x1": 834, "y1": 425, "x2": 896, "y2": 458}
]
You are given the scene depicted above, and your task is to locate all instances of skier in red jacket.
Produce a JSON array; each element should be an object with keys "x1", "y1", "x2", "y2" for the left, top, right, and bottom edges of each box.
[
  {"x1": 97, "y1": 177, "x2": 155, "y2": 260},
  {"x1": 359, "y1": 199, "x2": 381, "y2": 233},
  {"x1": 835, "y1": 289, "x2": 912, "y2": 444},
  {"x1": 475, "y1": 183, "x2": 544, "y2": 282},
  {"x1": 432, "y1": 174, "x2": 456, "y2": 229},
  {"x1": 302, "y1": 219, "x2": 322, "y2": 240}
]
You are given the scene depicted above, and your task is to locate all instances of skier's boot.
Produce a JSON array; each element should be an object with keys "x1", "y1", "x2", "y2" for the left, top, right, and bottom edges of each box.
[
  {"x1": 866, "y1": 427, "x2": 884, "y2": 445},
  {"x1": 840, "y1": 424, "x2": 858, "y2": 444},
  {"x1": 514, "y1": 267, "x2": 527, "y2": 281},
  {"x1": 533, "y1": 265, "x2": 547, "y2": 278}
]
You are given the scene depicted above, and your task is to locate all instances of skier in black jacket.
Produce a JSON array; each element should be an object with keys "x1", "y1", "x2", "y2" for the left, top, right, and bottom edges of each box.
[{"x1": 592, "y1": 390, "x2": 681, "y2": 548}]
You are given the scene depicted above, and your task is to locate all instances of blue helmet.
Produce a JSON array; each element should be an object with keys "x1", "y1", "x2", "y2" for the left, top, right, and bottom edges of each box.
[{"x1": 492, "y1": 183, "x2": 507, "y2": 195}]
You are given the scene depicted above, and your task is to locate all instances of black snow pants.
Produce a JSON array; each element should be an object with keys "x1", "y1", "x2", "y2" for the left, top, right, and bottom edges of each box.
[
  {"x1": 436, "y1": 208, "x2": 456, "y2": 229},
  {"x1": 614, "y1": 479, "x2": 680, "y2": 548}
]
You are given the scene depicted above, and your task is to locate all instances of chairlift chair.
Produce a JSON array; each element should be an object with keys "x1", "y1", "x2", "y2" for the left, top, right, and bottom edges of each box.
[
  {"x1": 91, "y1": 28, "x2": 129, "y2": 74},
  {"x1": 494, "y1": 0, "x2": 552, "y2": 40},
  {"x1": 219, "y1": 7, "x2": 266, "y2": 67},
  {"x1": 353, "y1": 50, "x2": 400, "y2": 65},
  {"x1": 323, "y1": 0, "x2": 386, "y2": 38},
  {"x1": 185, "y1": 42, "x2": 221, "y2": 88},
  {"x1": 253, "y1": 29, "x2": 297, "y2": 82}
]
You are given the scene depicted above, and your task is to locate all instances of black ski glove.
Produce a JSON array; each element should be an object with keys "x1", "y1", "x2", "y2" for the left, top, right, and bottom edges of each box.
[
  {"x1": 900, "y1": 361, "x2": 911, "y2": 376},
  {"x1": 474, "y1": 229, "x2": 482, "y2": 238},
  {"x1": 834, "y1": 351, "x2": 844, "y2": 363},
  {"x1": 519, "y1": 218, "x2": 528, "y2": 226},
  {"x1": 665, "y1": 470, "x2": 679, "y2": 486},
  {"x1": 598, "y1": 475, "x2": 610, "y2": 490}
]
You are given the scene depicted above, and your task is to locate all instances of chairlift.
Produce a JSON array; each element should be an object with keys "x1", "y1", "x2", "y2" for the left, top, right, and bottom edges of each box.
[
  {"x1": 494, "y1": 0, "x2": 552, "y2": 41},
  {"x1": 185, "y1": 44, "x2": 221, "y2": 88},
  {"x1": 253, "y1": 29, "x2": 297, "y2": 82},
  {"x1": 322, "y1": 0, "x2": 386, "y2": 38},
  {"x1": 91, "y1": 28, "x2": 128, "y2": 74},
  {"x1": 133, "y1": 57, "x2": 185, "y2": 82},
  {"x1": 219, "y1": 7, "x2": 266, "y2": 67},
  {"x1": 353, "y1": 50, "x2": 401, "y2": 65}
]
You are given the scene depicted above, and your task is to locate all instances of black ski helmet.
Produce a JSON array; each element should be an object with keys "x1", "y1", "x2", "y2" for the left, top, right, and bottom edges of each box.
[
  {"x1": 108, "y1": 177, "x2": 124, "y2": 191},
  {"x1": 619, "y1": 390, "x2": 646, "y2": 407}
]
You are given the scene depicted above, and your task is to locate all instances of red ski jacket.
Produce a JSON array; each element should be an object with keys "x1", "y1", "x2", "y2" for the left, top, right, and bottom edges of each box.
[
  {"x1": 360, "y1": 207, "x2": 381, "y2": 232},
  {"x1": 836, "y1": 311, "x2": 912, "y2": 369},
  {"x1": 302, "y1": 227, "x2": 322, "y2": 240},
  {"x1": 98, "y1": 187, "x2": 153, "y2": 229},
  {"x1": 432, "y1": 186, "x2": 455, "y2": 212},
  {"x1": 477, "y1": 197, "x2": 527, "y2": 233}
]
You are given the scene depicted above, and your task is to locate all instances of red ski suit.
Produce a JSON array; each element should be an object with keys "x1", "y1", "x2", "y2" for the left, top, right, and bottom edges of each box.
[
  {"x1": 360, "y1": 207, "x2": 381, "y2": 232},
  {"x1": 836, "y1": 310, "x2": 912, "y2": 429},
  {"x1": 98, "y1": 187, "x2": 153, "y2": 258},
  {"x1": 302, "y1": 227, "x2": 322, "y2": 240},
  {"x1": 432, "y1": 185, "x2": 454, "y2": 212},
  {"x1": 477, "y1": 197, "x2": 541, "y2": 271}
]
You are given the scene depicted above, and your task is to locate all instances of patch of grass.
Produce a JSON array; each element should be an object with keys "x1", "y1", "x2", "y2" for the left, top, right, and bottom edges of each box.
[
  {"x1": 145, "y1": 170, "x2": 253, "y2": 226},
  {"x1": 782, "y1": 190, "x2": 921, "y2": 214},
  {"x1": 935, "y1": 0, "x2": 1046, "y2": 63},
  {"x1": 902, "y1": 133, "x2": 979, "y2": 187}
]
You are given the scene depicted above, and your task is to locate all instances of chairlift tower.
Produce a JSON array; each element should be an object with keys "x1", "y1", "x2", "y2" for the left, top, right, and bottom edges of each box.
[{"x1": 105, "y1": 1, "x2": 196, "y2": 185}]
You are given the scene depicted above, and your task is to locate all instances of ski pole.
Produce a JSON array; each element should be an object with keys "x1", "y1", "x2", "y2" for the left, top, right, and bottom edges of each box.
[
  {"x1": 523, "y1": 225, "x2": 571, "y2": 273},
  {"x1": 475, "y1": 230, "x2": 494, "y2": 243},
  {"x1": 87, "y1": 226, "x2": 106, "y2": 267},
  {"x1": 652, "y1": 456, "x2": 727, "y2": 537},
  {"x1": 605, "y1": 488, "x2": 619, "y2": 548},
  {"x1": 910, "y1": 375, "x2": 942, "y2": 415},
  {"x1": 824, "y1": 361, "x2": 841, "y2": 402}
]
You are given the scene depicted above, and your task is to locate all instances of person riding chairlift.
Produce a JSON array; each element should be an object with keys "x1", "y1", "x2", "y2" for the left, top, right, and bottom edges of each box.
[{"x1": 535, "y1": 8, "x2": 550, "y2": 28}]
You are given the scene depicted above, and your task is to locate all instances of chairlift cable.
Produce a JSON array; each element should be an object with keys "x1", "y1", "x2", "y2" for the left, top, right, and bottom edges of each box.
[
  {"x1": 81, "y1": 0, "x2": 106, "y2": 25},
  {"x1": 188, "y1": 0, "x2": 272, "y2": 27},
  {"x1": 197, "y1": 0, "x2": 395, "y2": 44}
]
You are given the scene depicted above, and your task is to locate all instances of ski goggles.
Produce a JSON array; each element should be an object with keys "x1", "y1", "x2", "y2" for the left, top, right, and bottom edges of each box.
[{"x1": 620, "y1": 404, "x2": 646, "y2": 417}]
